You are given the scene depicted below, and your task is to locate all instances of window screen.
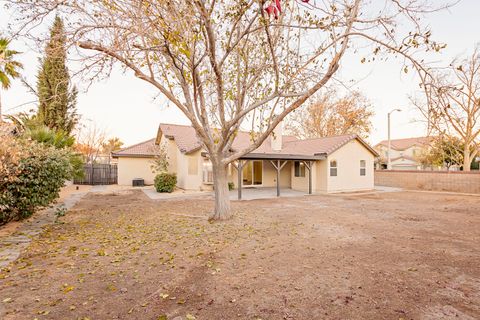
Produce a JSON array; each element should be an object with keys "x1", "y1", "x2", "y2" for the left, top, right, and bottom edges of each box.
[
  {"x1": 360, "y1": 160, "x2": 366, "y2": 176},
  {"x1": 330, "y1": 160, "x2": 337, "y2": 177},
  {"x1": 294, "y1": 161, "x2": 305, "y2": 177}
]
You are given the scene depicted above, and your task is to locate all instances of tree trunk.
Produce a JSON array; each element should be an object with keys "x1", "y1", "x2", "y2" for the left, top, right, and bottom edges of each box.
[
  {"x1": 210, "y1": 160, "x2": 232, "y2": 221},
  {"x1": 463, "y1": 145, "x2": 471, "y2": 171}
]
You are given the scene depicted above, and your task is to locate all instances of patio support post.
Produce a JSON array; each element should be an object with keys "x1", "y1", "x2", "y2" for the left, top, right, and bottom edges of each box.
[
  {"x1": 303, "y1": 161, "x2": 313, "y2": 195},
  {"x1": 309, "y1": 161, "x2": 312, "y2": 194},
  {"x1": 236, "y1": 160, "x2": 245, "y2": 200},
  {"x1": 276, "y1": 160, "x2": 280, "y2": 197},
  {"x1": 270, "y1": 160, "x2": 288, "y2": 197}
]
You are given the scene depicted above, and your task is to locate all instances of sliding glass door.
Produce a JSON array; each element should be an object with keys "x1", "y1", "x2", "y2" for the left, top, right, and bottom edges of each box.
[{"x1": 242, "y1": 160, "x2": 263, "y2": 186}]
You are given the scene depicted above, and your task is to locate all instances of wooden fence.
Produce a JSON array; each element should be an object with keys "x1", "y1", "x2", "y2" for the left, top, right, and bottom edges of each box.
[{"x1": 74, "y1": 164, "x2": 118, "y2": 185}]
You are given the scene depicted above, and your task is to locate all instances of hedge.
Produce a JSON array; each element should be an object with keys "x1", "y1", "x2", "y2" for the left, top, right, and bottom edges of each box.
[
  {"x1": 0, "y1": 137, "x2": 73, "y2": 225},
  {"x1": 154, "y1": 173, "x2": 177, "y2": 193}
]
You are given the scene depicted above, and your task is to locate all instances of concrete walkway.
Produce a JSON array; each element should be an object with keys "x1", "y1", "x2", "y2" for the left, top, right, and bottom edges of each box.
[{"x1": 0, "y1": 186, "x2": 97, "y2": 269}]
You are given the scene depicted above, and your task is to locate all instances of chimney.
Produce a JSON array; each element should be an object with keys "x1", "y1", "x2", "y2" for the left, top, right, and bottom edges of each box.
[{"x1": 271, "y1": 122, "x2": 283, "y2": 151}]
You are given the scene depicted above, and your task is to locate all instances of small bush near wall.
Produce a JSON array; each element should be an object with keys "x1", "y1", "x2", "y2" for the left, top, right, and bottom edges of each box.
[
  {"x1": 0, "y1": 137, "x2": 73, "y2": 225},
  {"x1": 228, "y1": 182, "x2": 235, "y2": 191},
  {"x1": 154, "y1": 173, "x2": 177, "y2": 193}
]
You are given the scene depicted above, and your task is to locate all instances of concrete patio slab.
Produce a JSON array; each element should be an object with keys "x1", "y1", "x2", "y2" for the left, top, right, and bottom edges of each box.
[
  {"x1": 142, "y1": 187, "x2": 213, "y2": 200},
  {"x1": 230, "y1": 187, "x2": 306, "y2": 200},
  {"x1": 142, "y1": 186, "x2": 307, "y2": 201}
]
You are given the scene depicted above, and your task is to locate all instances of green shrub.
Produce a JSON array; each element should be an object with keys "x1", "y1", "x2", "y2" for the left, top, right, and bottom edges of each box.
[
  {"x1": 228, "y1": 182, "x2": 235, "y2": 190},
  {"x1": 154, "y1": 173, "x2": 177, "y2": 193},
  {"x1": 0, "y1": 137, "x2": 73, "y2": 225}
]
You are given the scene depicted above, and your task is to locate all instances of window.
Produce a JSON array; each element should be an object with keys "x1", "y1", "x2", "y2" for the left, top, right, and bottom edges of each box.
[
  {"x1": 294, "y1": 161, "x2": 306, "y2": 177},
  {"x1": 329, "y1": 160, "x2": 337, "y2": 176},
  {"x1": 202, "y1": 160, "x2": 213, "y2": 183},
  {"x1": 360, "y1": 160, "x2": 366, "y2": 176},
  {"x1": 188, "y1": 156, "x2": 198, "y2": 175}
]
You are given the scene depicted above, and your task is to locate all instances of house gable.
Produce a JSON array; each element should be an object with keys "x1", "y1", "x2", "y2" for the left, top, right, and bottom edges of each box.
[{"x1": 326, "y1": 139, "x2": 375, "y2": 192}]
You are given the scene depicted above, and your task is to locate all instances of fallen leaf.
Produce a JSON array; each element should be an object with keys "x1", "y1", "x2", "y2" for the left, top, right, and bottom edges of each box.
[{"x1": 63, "y1": 285, "x2": 75, "y2": 293}]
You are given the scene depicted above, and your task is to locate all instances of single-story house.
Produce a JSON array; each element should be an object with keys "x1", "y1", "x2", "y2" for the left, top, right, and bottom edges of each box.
[{"x1": 113, "y1": 123, "x2": 379, "y2": 196}]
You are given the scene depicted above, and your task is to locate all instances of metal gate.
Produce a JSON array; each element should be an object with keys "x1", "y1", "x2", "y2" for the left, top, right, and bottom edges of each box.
[{"x1": 74, "y1": 164, "x2": 118, "y2": 185}]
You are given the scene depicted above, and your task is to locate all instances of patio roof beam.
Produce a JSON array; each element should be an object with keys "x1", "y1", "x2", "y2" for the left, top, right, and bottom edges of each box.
[{"x1": 241, "y1": 153, "x2": 325, "y2": 161}]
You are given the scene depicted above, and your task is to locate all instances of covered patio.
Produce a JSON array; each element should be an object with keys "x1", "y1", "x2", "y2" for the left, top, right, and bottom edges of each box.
[{"x1": 231, "y1": 153, "x2": 326, "y2": 200}]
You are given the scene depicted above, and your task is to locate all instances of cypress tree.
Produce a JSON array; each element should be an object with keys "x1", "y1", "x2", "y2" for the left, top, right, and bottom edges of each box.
[{"x1": 37, "y1": 16, "x2": 78, "y2": 134}]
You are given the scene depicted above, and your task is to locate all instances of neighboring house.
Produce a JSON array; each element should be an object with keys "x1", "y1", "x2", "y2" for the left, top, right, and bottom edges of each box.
[
  {"x1": 112, "y1": 138, "x2": 158, "y2": 185},
  {"x1": 374, "y1": 137, "x2": 432, "y2": 170},
  {"x1": 113, "y1": 123, "x2": 379, "y2": 194}
]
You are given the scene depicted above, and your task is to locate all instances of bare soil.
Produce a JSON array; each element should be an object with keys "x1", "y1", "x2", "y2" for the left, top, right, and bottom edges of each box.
[{"x1": 1, "y1": 190, "x2": 479, "y2": 320}]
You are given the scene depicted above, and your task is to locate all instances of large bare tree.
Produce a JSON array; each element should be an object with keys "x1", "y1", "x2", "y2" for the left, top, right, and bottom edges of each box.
[
  {"x1": 7, "y1": 0, "x2": 451, "y2": 219},
  {"x1": 417, "y1": 46, "x2": 480, "y2": 171},
  {"x1": 285, "y1": 89, "x2": 374, "y2": 139}
]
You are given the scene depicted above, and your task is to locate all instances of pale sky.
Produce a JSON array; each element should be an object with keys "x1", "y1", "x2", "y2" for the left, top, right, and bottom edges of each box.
[{"x1": 1, "y1": 0, "x2": 479, "y2": 146}]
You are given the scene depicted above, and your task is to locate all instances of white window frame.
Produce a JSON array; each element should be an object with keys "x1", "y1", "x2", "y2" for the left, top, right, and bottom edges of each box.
[
  {"x1": 202, "y1": 160, "x2": 213, "y2": 184},
  {"x1": 294, "y1": 161, "x2": 306, "y2": 177},
  {"x1": 330, "y1": 160, "x2": 337, "y2": 177},
  {"x1": 360, "y1": 160, "x2": 366, "y2": 176}
]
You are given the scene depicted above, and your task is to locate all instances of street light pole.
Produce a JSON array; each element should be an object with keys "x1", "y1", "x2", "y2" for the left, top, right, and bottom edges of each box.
[{"x1": 387, "y1": 108, "x2": 402, "y2": 170}]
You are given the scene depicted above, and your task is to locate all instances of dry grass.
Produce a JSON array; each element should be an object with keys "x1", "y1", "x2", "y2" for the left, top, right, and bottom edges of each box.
[{"x1": 1, "y1": 190, "x2": 479, "y2": 319}]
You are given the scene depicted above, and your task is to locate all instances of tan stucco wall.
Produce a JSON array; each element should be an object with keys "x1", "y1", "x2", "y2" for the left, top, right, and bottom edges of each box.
[
  {"x1": 117, "y1": 157, "x2": 156, "y2": 185},
  {"x1": 326, "y1": 140, "x2": 375, "y2": 192},
  {"x1": 291, "y1": 161, "x2": 315, "y2": 193},
  {"x1": 175, "y1": 149, "x2": 205, "y2": 190},
  {"x1": 164, "y1": 137, "x2": 178, "y2": 173},
  {"x1": 315, "y1": 160, "x2": 328, "y2": 192},
  {"x1": 251, "y1": 160, "x2": 291, "y2": 188}
]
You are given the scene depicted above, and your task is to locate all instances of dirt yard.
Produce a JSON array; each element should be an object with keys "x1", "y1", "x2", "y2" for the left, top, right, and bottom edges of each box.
[{"x1": 1, "y1": 190, "x2": 479, "y2": 320}]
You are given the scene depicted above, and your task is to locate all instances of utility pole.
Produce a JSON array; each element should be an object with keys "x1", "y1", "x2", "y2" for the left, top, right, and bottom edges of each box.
[{"x1": 387, "y1": 108, "x2": 402, "y2": 170}]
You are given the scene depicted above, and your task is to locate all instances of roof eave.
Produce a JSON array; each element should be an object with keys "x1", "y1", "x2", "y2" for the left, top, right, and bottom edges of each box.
[
  {"x1": 240, "y1": 153, "x2": 326, "y2": 160},
  {"x1": 112, "y1": 153, "x2": 155, "y2": 158}
]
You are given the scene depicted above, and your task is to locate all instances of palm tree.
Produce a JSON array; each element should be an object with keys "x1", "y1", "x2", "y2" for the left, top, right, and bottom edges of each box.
[{"x1": 0, "y1": 37, "x2": 23, "y2": 121}]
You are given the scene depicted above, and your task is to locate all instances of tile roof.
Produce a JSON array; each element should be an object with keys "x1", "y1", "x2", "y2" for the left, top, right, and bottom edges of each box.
[
  {"x1": 375, "y1": 136, "x2": 432, "y2": 151},
  {"x1": 157, "y1": 123, "x2": 378, "y2": 158},
  {"x1": 158, "y1": 123, "x2": 203, "y2": 153},
  {"x1": 112, "y1": 138, "x2": 157, "y2": 158},
  {"x1": 115, "y1": 123, "x2": 379, "y2": 159}
]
